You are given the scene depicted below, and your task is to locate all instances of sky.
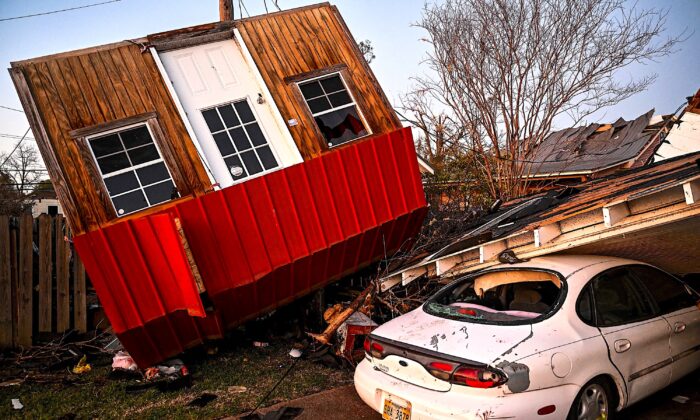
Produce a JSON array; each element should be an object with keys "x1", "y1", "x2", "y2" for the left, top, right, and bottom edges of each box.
[{"x1": 1, "y1": 0, "x2": 699, "y2": 161}]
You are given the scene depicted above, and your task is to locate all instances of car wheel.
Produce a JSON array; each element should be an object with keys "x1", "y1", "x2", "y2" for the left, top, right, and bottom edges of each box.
[{"x1": 568, "y1": 378, "x2": 615, "y2": 420}]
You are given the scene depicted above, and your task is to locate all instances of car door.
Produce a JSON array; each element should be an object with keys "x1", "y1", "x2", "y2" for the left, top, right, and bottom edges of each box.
[
  {"x1": 591, "y1": 267, "x2": 672, "y2": 406},
  {"x1": 630, "y1": 265, "x2": 700, "y2": 383}
]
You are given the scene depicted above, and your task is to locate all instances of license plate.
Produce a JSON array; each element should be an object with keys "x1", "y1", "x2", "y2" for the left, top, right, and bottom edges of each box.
[{"x1": 382, "y1": 397, "x2": 411, "y2": 420}]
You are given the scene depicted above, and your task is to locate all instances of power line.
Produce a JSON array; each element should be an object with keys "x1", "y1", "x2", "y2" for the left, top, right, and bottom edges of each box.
[
  {"x1": 0, "y1": 105, "x2": 24, "y2": 113},
  {"x1": 0, "y1": 133, "x2": 36, "y2": 142},
  {"x1": 0, "y1": 128, "x2": 31, "y2": 167},
  {"x1": 0, "y1": 0, "x2": 122, "y2": 22}
]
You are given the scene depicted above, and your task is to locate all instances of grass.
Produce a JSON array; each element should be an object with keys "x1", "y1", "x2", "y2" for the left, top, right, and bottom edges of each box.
[{"x1": 0, "y1": 338, "x2": 353, "y2": 419}]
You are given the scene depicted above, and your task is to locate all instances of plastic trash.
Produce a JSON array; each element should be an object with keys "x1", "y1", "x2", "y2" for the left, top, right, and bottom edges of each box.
[
  {"x1": 72, "y1": 355, "x2": 92, "y2": 374},
  {"x1": 11, "y1": 399, "x2": 23, "y2": 410}
]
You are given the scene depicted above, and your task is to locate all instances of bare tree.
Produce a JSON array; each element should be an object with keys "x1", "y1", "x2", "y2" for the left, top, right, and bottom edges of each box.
[
  {"x1": 0, "y1": 142, "x2": 46, "y2": 215},
  {"x1": 414, "y1": 0, "x2": 685, "y2": 199}
]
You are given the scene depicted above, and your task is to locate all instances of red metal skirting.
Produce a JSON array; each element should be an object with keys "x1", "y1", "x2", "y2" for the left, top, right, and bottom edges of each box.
[{"x1": 74, "y1": 127, "x2": 427, "y2": 367}]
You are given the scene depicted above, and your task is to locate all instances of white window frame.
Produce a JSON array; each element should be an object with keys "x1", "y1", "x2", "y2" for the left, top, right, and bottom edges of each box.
[
  {"x1": 86, "y1": 122, "x2": 178, "y2": 216},
  {"x1": 296, "y1": 71, "x2": 372, "y2": 147},
  {"x1": 199, "y1": 96, "x2": 283, "y2": 184}
]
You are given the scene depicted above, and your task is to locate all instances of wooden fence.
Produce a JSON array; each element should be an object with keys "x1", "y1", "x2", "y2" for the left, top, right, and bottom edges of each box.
[{"x1": 0, "y1": 214, "x2": 87, "y2": 349}]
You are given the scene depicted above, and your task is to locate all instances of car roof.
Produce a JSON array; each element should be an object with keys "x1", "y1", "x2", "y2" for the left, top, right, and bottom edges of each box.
[{"x1": 485, "y1": 254, "x2": 649, "y2": 279}]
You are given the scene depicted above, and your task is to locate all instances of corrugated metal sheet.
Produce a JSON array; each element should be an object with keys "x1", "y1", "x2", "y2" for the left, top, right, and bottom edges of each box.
[{"x1": 74, "y1": 128, "x2": 427, "y2": 367}]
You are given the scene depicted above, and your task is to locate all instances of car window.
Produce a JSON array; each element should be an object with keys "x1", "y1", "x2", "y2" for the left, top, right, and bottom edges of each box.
[
  {"x1": 423, "y1": 269, "x2": 565, "y2": 324},
  {"x1": 576, "y1": 285, "x2": 595, "y2": 325},
  {"x1": 630, "y1": 266, "x2": 697, "y2": 314},
  {"x1": 592, "y1": 268, "x2": 655, "y2": 327}
]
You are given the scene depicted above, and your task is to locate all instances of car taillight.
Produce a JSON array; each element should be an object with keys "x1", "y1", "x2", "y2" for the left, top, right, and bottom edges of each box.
[
  {"x1": 428, "y1": 361, "x2": 455, "y2": 381},
  {"x1": 364, "y1": 337, "x2": 385, "y2": 359},
  {"x1": 452, "y1": 366, "x2": 505, "y2": 388}
]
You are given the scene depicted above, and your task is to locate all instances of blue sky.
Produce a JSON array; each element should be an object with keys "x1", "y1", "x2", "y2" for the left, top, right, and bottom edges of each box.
[{"x1": 1, "y1": 0, "x2": 699, "y2": 158}]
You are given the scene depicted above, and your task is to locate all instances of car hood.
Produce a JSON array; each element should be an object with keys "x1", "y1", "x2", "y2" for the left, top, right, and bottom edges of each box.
[{"x1": 372, "y1": 306, "x2": 534, "y2": 365}]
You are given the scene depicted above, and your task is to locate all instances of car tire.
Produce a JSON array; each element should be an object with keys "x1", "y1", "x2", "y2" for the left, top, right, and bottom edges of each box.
[{"x1": 567, "y1": 377, "x2": 616, "y2": 420}]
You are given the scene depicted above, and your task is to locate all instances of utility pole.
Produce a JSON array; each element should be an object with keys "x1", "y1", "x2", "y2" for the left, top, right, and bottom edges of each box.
[{"x1": 219, "y1": 0, "x2": 233, "y2": 21}]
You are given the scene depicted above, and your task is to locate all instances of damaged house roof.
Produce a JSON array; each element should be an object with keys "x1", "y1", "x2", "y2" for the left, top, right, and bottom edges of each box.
[
  {"x1": 382, "y1": 151, "x2": 700, "y2": 290},
  {"x1": 522, "y1": 110, "x2": 673, "y2": 179}
]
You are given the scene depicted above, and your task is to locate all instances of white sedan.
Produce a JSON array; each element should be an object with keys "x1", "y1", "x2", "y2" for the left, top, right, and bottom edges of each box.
[{"x1": 355, "y1": 255, "x2": 700, "y2": 419}]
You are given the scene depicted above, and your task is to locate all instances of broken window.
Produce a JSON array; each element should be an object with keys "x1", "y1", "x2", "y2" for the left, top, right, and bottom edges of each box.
[
  {"x1": 201, "y1": 99, "x2": 279, "y2": 182},
  {"x1": 88, "y1": 124, "x2": 178, "y2": 216},
  {"x1": 424, "y1": 269, "x2": 564, "y2": 324},
  {"x1": 297, "y1": 73, "x2": 369, "y2": 147}
]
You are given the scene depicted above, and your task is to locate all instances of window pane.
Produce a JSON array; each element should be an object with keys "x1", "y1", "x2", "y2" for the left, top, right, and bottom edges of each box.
[
  {"x1": 315, "y1": 106, "x2": 367, "y2": 146},
  {"x1": 257, "y1": 146, "x2": 278, "y2": 170},
  {"x1": 136, "y1": 162, "x2": 170, "y2": 186},
  {"x1": 112, "y1": 190, "x2": 148, "y2": 215},
  {"x1": 202, "y1": 108, "x2": 224, "y2": 132},
  {"x1": 245, "y1": 123, "x2": 267, "y2": 147},
  {"x1": 592, "y1": 268, "x2": 655, "y2": 326},
  {"x1": 577, "y1": 286, "x2": 594, "y2": 324},
  {"x1": 120, "y1": 126, "x2": 152, "y2": 149},
  {"x1": 97, "y1": 152, "x2": 130, "y2": 174},
  {"x1": 104, "y1": 171, "x2": 139, "y2": 196},
  {"x1": 213, "y1": 132, "x2": 235, "y2": 156},
  {"x1": 224, "y1": 155, "x2": 247, "y2": 180},
  {"x1": 299, "y1": 81, "x2": 323, "y2": 99},
  {"x1": 241, "y1": 150, "x2": 262, "y2": 175},
  {"x1": 144, "y1": 180, "x2": 176, "y2": 205},
  {"x1": 230, "y1": 127, "x2": 252, "y2": 152},
  {"x1": 234, "y1": 101, "x2": 255, "y2": 124},
  {"x1": 90, "y1": 134, "x2": 122, "y2": 158},
  {"x1": 128, "y1": 144, "x2": 160, "y2": 165},
  {"x1": 307, "y1": 97, "x2": 332, "y2": 114},
  {"x1": 328, "y1": 90, "x2": 352, "y2": 108},
  {"x1": 631, "y1": 266, "x2": 697, "y2": 314},
  {"x1": 320, "y1": 75, "x2": 344, "y2": 94},
  {"x1": 218, "y1": 105, "x2": 240, "y2": 128}
]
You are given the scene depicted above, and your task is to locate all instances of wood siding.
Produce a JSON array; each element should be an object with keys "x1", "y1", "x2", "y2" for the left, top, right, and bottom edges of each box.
[
  {"x1": 236, "y1": 4, "x2": 402, "y2": 159},
  {"x1": 10, "y1": 44, "x2": 212, "y2": 235}
]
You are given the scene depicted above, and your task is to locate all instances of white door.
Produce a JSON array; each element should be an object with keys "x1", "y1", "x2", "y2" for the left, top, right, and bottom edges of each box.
[
  {"x1": 159, "y1": 39, "x2": 301, "y2": 187},
  {"x1": 591, "y1": 267, "x2": 672, "y2": 405}
]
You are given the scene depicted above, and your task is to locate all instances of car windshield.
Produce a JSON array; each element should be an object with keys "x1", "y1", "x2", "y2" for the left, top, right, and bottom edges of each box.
[{"x1": 424, "y1": 269, "x2": 564, "y2": 324}]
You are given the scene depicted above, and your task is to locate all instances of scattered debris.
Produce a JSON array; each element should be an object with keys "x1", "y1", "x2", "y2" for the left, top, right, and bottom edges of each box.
[
  {"x1": 11, "y1": 398, "x2": 23, "y2": 410},
  {"x1": 72, "y1": 355, "x2": 92, "y2": 374},
  {"x1": 0, "y1": 379, "x2": 23, "y2": 387},
  {"x1": 112, "y1": 351, "x2": 138, "y2": 371},
  {"x1": 288, "y1": 349, "x2": 302, "y2": 358},
  {"x1": 672, "y1": 395, "x2": 689, "y2": 404},
  {"x1": 187, "y1": 393, "x2": 217, "y2": 408},
  {"x1": 228, "y1": 385, "x2": 248, "y2": 393},
  {"x1": 240, "y1": 406, "x2": 304, "y2": 420},
  {"x1": 307, "y1": 283, "x2": 373, "y2": 346},
  {"x1": 253, "y1": 341, "x2": 270, "y2": 348},
  {"x1": 337, "y1": 312, "x2": 377, "y2": 362}
]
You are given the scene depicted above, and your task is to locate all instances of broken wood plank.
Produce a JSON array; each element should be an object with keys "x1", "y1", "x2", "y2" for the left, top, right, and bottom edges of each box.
[
  {"x1": 436, "y1": 255, "x2": 462, "y2": 276},
  {"x1": 38, "y1": 215, "x2": 52, "y2": 332},
  {"x1": 307, "y1": 283, "x2": 372, "y2": 346},
  {"x1": 0, "y1": 216, "x2": 11, "y2": 348},
  {"x1": 17, "y1": 215, "x2": 33, "y2": 347},
  {"x1": 401, "y1": 266, "x2": 428, "y2": 286}
]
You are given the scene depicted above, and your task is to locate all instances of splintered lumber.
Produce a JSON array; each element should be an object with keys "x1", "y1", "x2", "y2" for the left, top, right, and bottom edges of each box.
[{"x1": 307, "y1": 283, "x2": 373, "y2": 346}]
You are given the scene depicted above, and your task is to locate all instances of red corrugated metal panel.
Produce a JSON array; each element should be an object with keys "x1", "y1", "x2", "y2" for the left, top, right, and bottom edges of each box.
[{"x1": 74, "y1": 127, "x2": 426, "y2": 367}]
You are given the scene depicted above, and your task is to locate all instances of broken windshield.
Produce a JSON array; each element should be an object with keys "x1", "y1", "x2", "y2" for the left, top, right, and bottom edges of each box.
[{"x1": 424, "y1": 269, "x2": 566, "y2": 324}]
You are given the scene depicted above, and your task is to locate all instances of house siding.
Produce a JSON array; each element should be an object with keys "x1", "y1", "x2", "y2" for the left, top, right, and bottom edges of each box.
[
  {"x1": 236, "y1": 4, "x2": 402, "y2": 159},
  {"x1": 10, "y1": 44, "x2": 212, "y2": 235}
]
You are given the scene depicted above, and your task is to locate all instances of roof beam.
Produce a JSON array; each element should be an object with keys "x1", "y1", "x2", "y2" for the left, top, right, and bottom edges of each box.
[
  {"x1": 683, "y1": 179, "x2": 700, "y2": 205},
  {"x1": 401, "y1": 266, "x2": 428, "y2": 286},
  {"x1": 436, "y1": 255, "x2": 462, "y2": 276},
  {"x1": 534, "y1": 222, "x2": 561, "y2": 247},
  {"x1": 480, "y1": 240, "x2": 506, "y2": 263},
  {"x1": 603, "y1": 202, "x2": 630, "y2": 227}
]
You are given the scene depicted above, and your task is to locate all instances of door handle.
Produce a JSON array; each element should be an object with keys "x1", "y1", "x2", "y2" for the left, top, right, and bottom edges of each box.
[
  {"x1": 614, "y1": 339, "x2": 631, "y2": 353},
  {"x1": 674, "y1": 322, "x2": 686, "y2": 333}
]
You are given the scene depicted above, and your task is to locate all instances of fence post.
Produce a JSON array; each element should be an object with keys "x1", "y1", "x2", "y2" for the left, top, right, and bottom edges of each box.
[
  {"x1": 56, "y1": 216, "x2": 70, "y2": 332},
  {"x1": 17, "y1": 215, "x2": 33, "y2": 347},
  {"x1": 73, "y1": 256, "x2": 87, "y2": 333},
  {"x1": 0, "y1": 216, "x2": 11, "y2": 348},
  {"x1": 38, "y1": 215, "x2": 53, "y2": 332}
]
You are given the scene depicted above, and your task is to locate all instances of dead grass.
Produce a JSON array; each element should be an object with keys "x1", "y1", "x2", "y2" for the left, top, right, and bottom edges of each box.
[{"x1": 0, "y1": 339, "x2": 353, "y2": 419}]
